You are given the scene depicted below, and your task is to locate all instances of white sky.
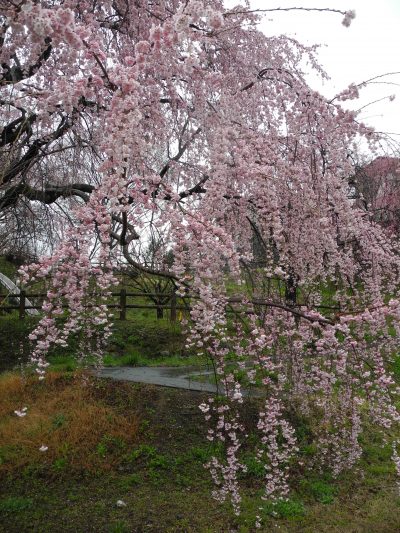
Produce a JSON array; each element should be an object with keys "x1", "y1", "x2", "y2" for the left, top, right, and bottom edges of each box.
[{"x1": 225, "y1": 1, "x2": 400, "y2": 144}]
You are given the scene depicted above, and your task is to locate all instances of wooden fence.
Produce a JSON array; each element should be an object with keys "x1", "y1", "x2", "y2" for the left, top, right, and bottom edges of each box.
[
  {"x1": 0, "y1": 290, "x2": 191, "y2": 321},
  {"x1": 0, "y1": 289, "x2": 341, "y2": 323}
]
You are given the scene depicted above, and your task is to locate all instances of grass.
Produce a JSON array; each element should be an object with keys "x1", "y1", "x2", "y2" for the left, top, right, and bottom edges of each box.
[
  {"x1": 0, "y1": 496, "x2": 33, "y2": 514},
  {"x1": 102, "y1": 351, "x2": 204, "y2": 369},
  {"x1": 45, "y1": 351, "x2": 206, "y2": 372},
  {"x1": 299, "y1": 479, "x2": 338, "y2": 504},
  {"x1": 0, "y1": 312, "x2": 189, "y2": 373},
  {"x1": 0, "y1": 371, "x2": 138, "y2": 475},
  {"x1": 0, "y1": 315, "x2": 39, "y2": 372},
  {"x1": 0, "y1": 370, "x2": 400, "y2": 532},
  {"x1": 0, "y1": 256, "x2": 17, "y2": 280}
]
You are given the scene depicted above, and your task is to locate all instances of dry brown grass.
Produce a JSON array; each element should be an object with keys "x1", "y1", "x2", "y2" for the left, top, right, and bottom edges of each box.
[{"x1": 0, "y1": 371, "x2": 138, "y2": 475}]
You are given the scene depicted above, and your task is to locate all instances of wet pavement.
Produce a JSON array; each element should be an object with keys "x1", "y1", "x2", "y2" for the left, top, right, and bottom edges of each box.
[
  {"x1": 94, "y1": 365, "x2": 263, "y2": 397},
  {"x1": 94, "y1": 366, "x2": 224, "y2": 393}
]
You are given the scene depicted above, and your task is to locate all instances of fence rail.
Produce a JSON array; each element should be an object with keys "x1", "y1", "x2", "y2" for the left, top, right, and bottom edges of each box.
[
  {"x1": 0, "y1": 289, "x2": 187, "y2": 321},
  {"x1": 0, "y1": 289, "x2": 341, "y2": 322}
]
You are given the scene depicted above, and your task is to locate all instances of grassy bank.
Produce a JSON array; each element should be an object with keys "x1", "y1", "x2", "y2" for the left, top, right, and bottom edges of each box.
[
  {"x1": 0, "y1": 254, "x2": 189, "y2": 372},
  {"x1": 0, "y1": 371, "x2": 399, "y2": 532},
  {"x1": 0, "y1": 312, "x2": 187, "y2": 373}
]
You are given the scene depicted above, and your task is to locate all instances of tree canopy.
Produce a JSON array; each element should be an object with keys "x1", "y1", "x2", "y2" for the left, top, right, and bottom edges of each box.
[{"x1": 2, "y1": 0, "x2": 400, "y2": 515}]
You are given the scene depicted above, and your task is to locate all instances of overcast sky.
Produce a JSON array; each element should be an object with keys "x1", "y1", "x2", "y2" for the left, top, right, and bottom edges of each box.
[{"x1": 225, "y1": 1, "x2": 400, "y2": 147}]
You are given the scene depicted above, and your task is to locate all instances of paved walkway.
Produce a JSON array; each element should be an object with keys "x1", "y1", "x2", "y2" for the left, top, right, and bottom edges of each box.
[
  {"x1": 94, "y1": 365, "x2": 263, "y2": 397},
  {"x1": 94, "y1": 365, "x2": 224, "y2": 394}
]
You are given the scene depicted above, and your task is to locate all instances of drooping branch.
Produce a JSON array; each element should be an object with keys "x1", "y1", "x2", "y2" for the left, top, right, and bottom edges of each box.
[
  {"x1": 0, "y1": 182, "x2": 94, "y2": 210},
  {"x1": 0, "y1": 112, "x2": 36, "y2": 148},
  {"x1": 0, "y1": 37, "x2": 52, "y2": 86},
  {"x1": 224, "y1": 7, "x2": 348, "y2": 17},
  {"x1": 170, "y1": 174, "x2": 209, "y2": 201},
  {"x1": 159, "y1": 126, "x2": 202, "y2": 179},
  {"x1": 240, "y1": 67, "x2": 294, "y2": 93},
  {"x1": 228, "y1": 296, "x2": 334, "y2": 326},
  {"x1": 122, "y1": 244, "x2": 179, "y2": 282},
  {"x1": 1, "y1": 116, "x2": 72, "y2": 186}
]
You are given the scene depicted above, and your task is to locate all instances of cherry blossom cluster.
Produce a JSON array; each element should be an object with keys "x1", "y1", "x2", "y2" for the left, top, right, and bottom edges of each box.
[
  {"x1": 342, "y1": 10, "x2": 356, "y2": 27},
  {"x1": 257, "y1": 397, "x2": 298, "y2": 500}
]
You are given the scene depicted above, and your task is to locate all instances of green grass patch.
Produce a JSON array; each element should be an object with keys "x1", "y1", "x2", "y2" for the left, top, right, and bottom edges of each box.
[
  {"x1": 0, "y1": 496, "x2": 33, "y2": 514},
  {"x1": 300, "y1": 479, "x2": 338, "y2": 504},
  {"x1": 262, "y1": 498, "x2": 306, "y2": 519},
  {"x1": 0, "y1": 256, "x2": 18, "y2": 279}
]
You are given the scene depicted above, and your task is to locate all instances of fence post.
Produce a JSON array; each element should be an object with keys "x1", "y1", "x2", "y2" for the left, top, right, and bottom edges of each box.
[
  {"x1": 170, "y1": 290, "x2": 177, "y2": 322},
  {"x1": 19, "y1": 290, "x2": 26, "y2": 320},
  {"x1": 119, "y1": 289, "x2": 126, "y2": 320}
]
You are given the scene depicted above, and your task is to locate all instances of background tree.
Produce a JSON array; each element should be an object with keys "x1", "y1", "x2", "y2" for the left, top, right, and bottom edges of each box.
[{"x1": 352, "y1": 156, "x2": 400, "y2": 233}]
